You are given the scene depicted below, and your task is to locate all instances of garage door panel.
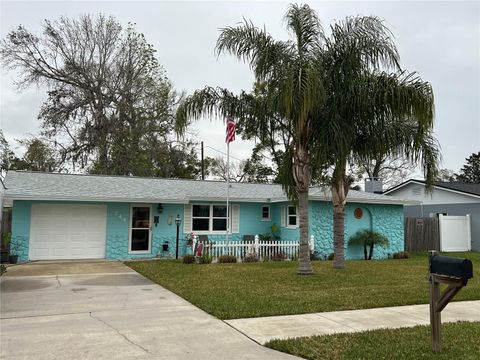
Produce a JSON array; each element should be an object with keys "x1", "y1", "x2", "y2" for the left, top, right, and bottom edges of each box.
[{"x1": 30, "y1": 204, "x2": 107, "y2": 260}]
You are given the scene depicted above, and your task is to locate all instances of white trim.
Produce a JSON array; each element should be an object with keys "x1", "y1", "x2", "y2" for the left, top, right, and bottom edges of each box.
[
  {"x1": 384, "y1": 180, "x2": 480, "y2": 199},
  {"x1": 286, "y1": 205, "x2": 298, "y2": 229},
  {"x1": 128, "y1": 204, "x2": 152, "y2": 254},
  {"x1": 191, "y1": 203, "x2": 232, "y2": 234},
  {"x1": 5, "y1": 194, "x2": 189, "y2": 204},
  {"x1": 261, "y1": 205, "x2": 271, "y2": 221}
]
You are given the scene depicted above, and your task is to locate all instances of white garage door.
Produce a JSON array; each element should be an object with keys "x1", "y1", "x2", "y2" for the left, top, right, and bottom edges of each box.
[{"x1": 29, "y1": 204, "x2": 107, "y2": 260}]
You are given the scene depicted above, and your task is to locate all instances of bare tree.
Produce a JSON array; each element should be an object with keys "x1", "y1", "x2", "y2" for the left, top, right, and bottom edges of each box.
[
  {"x1": 355, "y1": 155, "x2": 417, "y2": 188},
  {"x1": 1, "y1": 15, "x2": 181, "y2": 175}
]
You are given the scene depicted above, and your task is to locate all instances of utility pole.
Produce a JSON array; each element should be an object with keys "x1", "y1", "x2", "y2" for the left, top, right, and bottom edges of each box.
[{"x1": 201, "y1": 141, "x2": 205, "y2": 180}]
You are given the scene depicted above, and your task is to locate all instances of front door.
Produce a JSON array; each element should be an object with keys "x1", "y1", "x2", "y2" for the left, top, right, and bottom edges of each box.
[{"x1": 130, "y1": 205, "x2": 151, "y2": 253}]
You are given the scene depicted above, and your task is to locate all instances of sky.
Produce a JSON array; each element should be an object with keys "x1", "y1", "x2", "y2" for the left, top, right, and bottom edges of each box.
[{"x1": 1, "y1": 0, "x2": 479, "y2": 175}]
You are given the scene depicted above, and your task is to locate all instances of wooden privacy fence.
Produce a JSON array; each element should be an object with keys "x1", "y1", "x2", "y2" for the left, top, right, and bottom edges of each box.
[
  {"x1": 404, "y1": 217, "x2": 440, "y2": 252},
  {"x1": 192, "y1": 235, "x2": 314, "y2": 261}
]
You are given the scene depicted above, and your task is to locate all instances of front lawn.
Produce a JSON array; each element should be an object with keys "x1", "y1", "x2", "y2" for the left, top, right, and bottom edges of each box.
[
  {"x1": 265, "y1": 321, "x2": 480, "y2": 360},
  {"x1": 126, "y1": 252, "x2": 480, "y2": 320}
]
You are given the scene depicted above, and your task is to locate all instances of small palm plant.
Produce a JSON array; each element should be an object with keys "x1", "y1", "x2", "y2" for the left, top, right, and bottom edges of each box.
[{"x1": 348, "y1": 230, "x2": 389, "y2": 260}]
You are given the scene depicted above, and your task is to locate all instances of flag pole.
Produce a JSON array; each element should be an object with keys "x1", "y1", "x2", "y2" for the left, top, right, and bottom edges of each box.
[{"x1": 226, "y1": 141, "x2": 230, "y2": 243}]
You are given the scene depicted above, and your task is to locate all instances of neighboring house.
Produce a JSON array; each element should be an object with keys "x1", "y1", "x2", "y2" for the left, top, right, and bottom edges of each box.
[
  {"x1": 384, "y1": 180, "x2": 480, "y2": 251},
  {"x1": 3, "y1": 171, "x2": 415, "y2": 262}
]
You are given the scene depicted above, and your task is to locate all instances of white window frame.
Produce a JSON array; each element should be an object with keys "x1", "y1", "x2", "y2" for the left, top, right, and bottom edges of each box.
[
  {"x1": 191, "y1": 204, "x2": 231, "y2": 234},
  {"x1": 261, "y1": 205, "x2": 271, "y2": 221},
  {"x1": 286, "y1": 205, "x2": 298, "y2": 228},
  {"x1": 129, "y1": 204, "x2": 152, "y2": 254}
]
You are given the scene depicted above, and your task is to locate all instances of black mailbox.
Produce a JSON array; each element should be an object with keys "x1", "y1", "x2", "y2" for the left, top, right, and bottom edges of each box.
[{"x1": 430, "y1": 255, "x2": 473, "y2": 280}]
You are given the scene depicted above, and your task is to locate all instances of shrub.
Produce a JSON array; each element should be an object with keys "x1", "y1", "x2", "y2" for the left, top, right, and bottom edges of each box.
[
  {"x1": 259, "y1": 233, "x2": 272, "y2": 241},
  {"x1": 393, "y1": 251, "x2": 410, "y2": 259},
  {"x1": 242, "y1": 254, "x2": 259, "y2": 263},
  {"x1": 183, "y1": 255, "x2": 195, "y2": 264},
  {"x1": 327, "y1": 253, "x2": 335, "y2": 260},
  {"x1": 0, "y1": 264, "x2": 6, "y2": 276},
  {"x1": 272, "y1": 252, "x2": 286, "y2": 261},
  {"x1": 218, "y1": 255, "x2": 237, "y2": 263},
  {"x1": 348, "y1": 230, "x2": 389, "y2": 260},
  {"x1": 310, "y1": 251, "x2": 321, "y2": 261},
  {"x1": 198, "y1": 253, "x2": 212, "y2": 264}
]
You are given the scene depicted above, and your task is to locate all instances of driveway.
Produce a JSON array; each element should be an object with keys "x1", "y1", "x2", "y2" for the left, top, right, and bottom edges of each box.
[{"x1": 1, "y1": 261, "x2": 298, "y2": 360}]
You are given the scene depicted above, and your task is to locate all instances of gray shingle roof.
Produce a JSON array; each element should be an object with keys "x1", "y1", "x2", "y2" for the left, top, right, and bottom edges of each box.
[{"x1": 4, "y1": 171, "x2": 417, "y2": 205}]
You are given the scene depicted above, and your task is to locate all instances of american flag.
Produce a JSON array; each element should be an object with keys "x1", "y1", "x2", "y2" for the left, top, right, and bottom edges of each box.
[{"x1": 225, "y1": 117, "x2": 236, "y2": 143}]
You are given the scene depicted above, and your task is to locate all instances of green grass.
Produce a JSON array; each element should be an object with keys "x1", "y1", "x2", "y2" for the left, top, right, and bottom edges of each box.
[
  {"x1": 125, "y1": 252, "x2": 480, "y2": 320},
  {"x1": 265, "y1": 322, "x2": 480, "y2": 360}
]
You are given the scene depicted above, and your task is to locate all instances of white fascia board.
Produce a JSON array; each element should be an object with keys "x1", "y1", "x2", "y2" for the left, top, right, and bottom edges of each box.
[
  {"x1": 4, "y1": 194, "x2": 189, "y2": 204},
  {"x1": 308, "y1": 195, "x2": 420, "y2": 205},
  {"x1": 385, "y1": 181, "x2": 480, "y2": 200},
  {"x1": 187, "y1": 196, "x2": 271, "y2": 203},
  {"x1": 383, "y1": 180, "x2": 422, "y2": 195}
]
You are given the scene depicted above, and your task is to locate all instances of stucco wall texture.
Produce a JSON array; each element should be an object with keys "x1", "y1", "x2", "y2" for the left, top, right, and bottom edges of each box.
[{"x1": 11, "y1": 200, "x2": 404, "y2": 262}]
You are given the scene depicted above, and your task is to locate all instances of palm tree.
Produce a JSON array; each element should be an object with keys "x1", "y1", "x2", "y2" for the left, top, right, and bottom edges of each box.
[
  {"x1": 314, "y1": 18, "x2": 439, "y2": 269},
  {"x1": 176, "y1": 4, "x2": 325, "y2": 275}
]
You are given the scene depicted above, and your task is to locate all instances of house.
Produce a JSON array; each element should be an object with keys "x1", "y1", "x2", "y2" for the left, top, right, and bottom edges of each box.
[
  {"x1": 3, "y1": 171, "x2": 415, "y2": 262},
  {"x1": 384, "y1": 180, "x2": 480, "y2": 251}
]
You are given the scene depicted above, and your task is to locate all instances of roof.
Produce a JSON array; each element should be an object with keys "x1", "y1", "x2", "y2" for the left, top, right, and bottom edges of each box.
[
  {"x1": 3, "y1": 171, "x2": 417, "y2": 205},
  {"x1": 384, "y1": 179, "x2": 480, "y2": 198}
]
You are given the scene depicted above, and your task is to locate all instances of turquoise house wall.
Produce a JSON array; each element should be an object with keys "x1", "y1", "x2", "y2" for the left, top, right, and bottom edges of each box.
[
  {"x1": 309, "y1": 201, "x2": 404, "y2": 259},
  {"x1": 9, "y1": 199, "x2": 403, "y2": 261},
  {"x1": 11, "y1": 200, "x2": 31, "y2": 262},
  {"x1": 106, "y1": 203, "x2": 185, "y2": 259}
]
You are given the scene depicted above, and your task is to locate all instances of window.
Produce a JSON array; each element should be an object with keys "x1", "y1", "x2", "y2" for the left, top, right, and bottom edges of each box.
[
  {"x1": 192, "y1": 204, "x2": 228, "y2": 232},
  {"x1": 261, "y1": 205, "x2": 270, "y2": 221},
  {"x1": 287, "y1": 205, "x2": 297, "y2": 227}
]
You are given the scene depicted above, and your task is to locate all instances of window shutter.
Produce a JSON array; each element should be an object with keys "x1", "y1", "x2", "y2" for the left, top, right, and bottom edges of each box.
[
  {"x1": 281, "y1": 205, "x2": 286, "y2": 227},
  {"x1": 184, "y1": 204, "x2": 192, "y2": 233},
  {"x1": 231, "y1": 204, "x2": 240, "y2": 233}
]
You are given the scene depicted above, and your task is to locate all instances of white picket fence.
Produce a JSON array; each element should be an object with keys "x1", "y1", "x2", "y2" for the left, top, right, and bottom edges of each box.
[{"x1": 192, "y1": 234, "x2": 314, "y2": 261}]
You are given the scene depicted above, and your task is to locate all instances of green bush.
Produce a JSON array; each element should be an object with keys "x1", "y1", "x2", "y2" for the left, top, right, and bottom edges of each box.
[
  {"x1": 218, "y1": 255, "x2": 237, "y2": 263},
  {"x1": 327, "y1": 253, "x2": 335, "y2": 261},
  {"x1": 259, "y1": 233, "x2": 272, "y2": 241},
  {"x1": 183, "y1": 255, "x2": 195, "y2": 264},
  {"x1": 198, "y1": 253, "x2": 212, "y2": 264},
  {"x1": 242, "y1": 254, "x2": 259, "y2": 263},
  {"x1": 393, "y1": 251, "x2": 410, "y2": 259},
  {"x1": 0, "y1": 264, "x2": 6, "y2": 276},
  {"x1": 272, "y1": 252, "x2": 286, "y2": 261},
  {"x1": 348, "y1": 230, "x2": 389, "y2": 260}
]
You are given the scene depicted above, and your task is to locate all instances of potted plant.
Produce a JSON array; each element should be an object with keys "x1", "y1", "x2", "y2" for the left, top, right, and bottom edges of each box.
[{"x1": 1, "y1": 233, "x2": 11, "y2": 263}]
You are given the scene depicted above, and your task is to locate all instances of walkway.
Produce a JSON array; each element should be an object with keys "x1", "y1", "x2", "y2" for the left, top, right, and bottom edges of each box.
[{"x1": 226, "y1": 300, "x2": 480, "y2": 344}]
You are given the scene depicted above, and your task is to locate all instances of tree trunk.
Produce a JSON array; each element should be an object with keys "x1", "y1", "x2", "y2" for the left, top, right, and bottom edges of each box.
[
  {"x1": 293, "y1": 142, "x2": 313, "y2": 275},
  {"x1": 332, "y1": 196, "x2": 345, "y2": 269},
  {"x1": 332, "y1": 160, "x2": 348, "y2": 269},
  {"x1": 368, "y1": 243, "x2": 374, "y2": 260},
  {"x1": 363, "y1": 243, "x2": 368, "y2": 260},
  {"x1": 297, "y1": 189, "x2": 312, "y2": 274}
]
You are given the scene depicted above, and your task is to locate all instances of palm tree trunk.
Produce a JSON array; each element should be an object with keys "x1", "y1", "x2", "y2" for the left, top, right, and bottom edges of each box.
[
  {"x1": 332, "y1": 161, "x2": 348, "y2": 269},
  {"x1": 297, "y1": 189, "x2": 312, "y2": 274},
  {"x1": 332, "y1": 196, "x2": 345, "y2": 268},
  {"x1": 363, "y1": 243, "x2": 368, "y2": 260},
  {"x1": 294, "y1": 142, "x2": 313, "y2": 275},
  {"x1": 368, "y1": 243, "x2": 374, "y2": 260}
]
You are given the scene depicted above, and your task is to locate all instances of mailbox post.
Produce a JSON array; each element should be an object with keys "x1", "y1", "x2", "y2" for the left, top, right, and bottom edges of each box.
[{"x1": 428, "y1": 250, "x2": 473, "y2": 352}]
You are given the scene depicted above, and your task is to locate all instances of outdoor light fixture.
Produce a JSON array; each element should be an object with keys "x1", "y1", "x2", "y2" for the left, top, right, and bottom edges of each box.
[{"x1": 175, "y1": 214, "x2": 181, "y2": 259}]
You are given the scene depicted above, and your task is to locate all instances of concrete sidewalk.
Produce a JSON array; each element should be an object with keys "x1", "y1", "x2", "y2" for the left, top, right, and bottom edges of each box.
[{"x1": 226, "y1": 300, "x2": 480, "y2": 344}]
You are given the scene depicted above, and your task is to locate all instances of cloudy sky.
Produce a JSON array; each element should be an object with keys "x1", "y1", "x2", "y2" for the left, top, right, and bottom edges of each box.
[{"x1": 1, "y1": 0, "x2": 479, "y2": 174}]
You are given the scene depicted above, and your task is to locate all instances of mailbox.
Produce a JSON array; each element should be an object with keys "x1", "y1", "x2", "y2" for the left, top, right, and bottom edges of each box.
[
  {"x1": 428, "y1": 251, "x2": 474, "y2": 353},
  {"x1": 430, "y1": 255, "x2": 473, "y2": 280}
]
